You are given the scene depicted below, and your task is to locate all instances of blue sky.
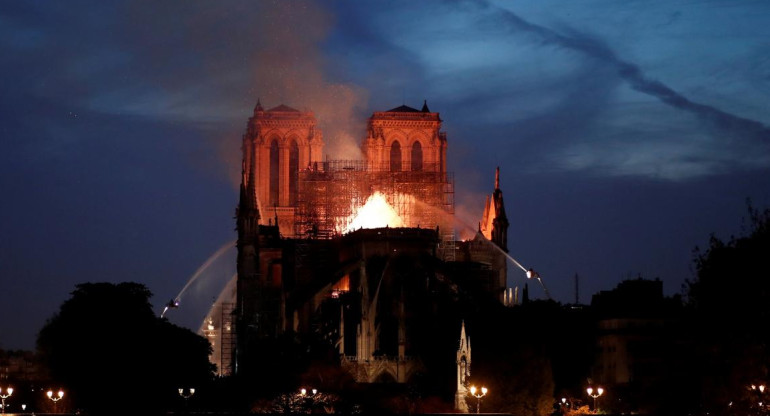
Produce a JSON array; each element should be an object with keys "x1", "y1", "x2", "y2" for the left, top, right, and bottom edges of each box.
[{"x1": 2, "y1": 0, "x2": 770, "y2": 349}]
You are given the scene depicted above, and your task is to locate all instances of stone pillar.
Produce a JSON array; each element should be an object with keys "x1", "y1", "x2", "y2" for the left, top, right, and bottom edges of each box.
[{"x1": 279, "y1": 144, "x2": 289, "y2": 207}]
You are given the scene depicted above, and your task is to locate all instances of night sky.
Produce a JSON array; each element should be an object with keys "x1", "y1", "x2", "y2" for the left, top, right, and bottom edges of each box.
[{"x1": 2, "y1": 1, "x2": 770, "y2": 350}]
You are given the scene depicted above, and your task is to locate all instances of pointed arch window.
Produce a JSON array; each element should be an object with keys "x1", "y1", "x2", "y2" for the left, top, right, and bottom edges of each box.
[
  {"x1": 390, "y1": 141, "x2": 401, "y2": 172},
  {"x1": 289, "y1": 139, "x2": 299, "y2": 205},
  {"x1": 269, "y1": 140, "x2": 279, "y2": 205},
  {"x1": 411, "y1": 141, "x2": 423, "y2": 171}
]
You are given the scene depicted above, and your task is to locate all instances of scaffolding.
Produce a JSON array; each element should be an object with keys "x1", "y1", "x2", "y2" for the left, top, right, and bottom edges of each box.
[
  {"x1": 294, "y1": 160, "x2": 454, "y2": 241},
  {"x1": 220, "y1": 302, "x2": 235, "y2": 376}
]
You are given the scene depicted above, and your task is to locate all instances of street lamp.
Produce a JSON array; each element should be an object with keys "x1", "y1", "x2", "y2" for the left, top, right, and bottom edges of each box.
[
  {"x1": 586, "y1": 387, "x2": 604, "y2": 412},
  {"x1": 751, "y1": 384, "x2": 766, "y2": 412},
  {"x1": 178, "y1": 388, "x2": 196, "y2": 400},
  {"x1": 179, "y1": 387, "x2": 195, "y2": 409},
  {"x1": 299, "y1": 388, "x2": 319, "y2": 413},
  {"x1": 179, "y1": 388, "x2": 195, "y2": 413},
  {"x1": 0, "y1": 387, "x2": 12, "y2": 415},
  {"x1": 46, "y1": 389, "x2": 64, "y2": 413},
  {"x1": 469, "y1": 386, "x2": 488, "y2": 414},
  {"x1": 299, "y1": 388, "x2": 317, "y2": 396}
]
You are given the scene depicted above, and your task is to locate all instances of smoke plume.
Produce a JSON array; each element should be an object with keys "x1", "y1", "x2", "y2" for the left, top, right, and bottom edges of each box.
[
  {"x1": 115, "y1": 1, "x2": 369, "y2": 187},
  {"x1": 248, "y1": 2, "x2": 369, "y2": 160}
]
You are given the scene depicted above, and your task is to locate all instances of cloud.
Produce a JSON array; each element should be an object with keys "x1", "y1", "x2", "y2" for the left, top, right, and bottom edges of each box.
[
  {"x1": 322, "y1": 0, "x2": 770, "y2": 180},
  {"x1": 466, "y1": 1, "x2": 770, "y2": 180}
]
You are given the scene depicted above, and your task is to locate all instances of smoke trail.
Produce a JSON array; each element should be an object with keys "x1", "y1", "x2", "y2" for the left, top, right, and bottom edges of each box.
[{"x1": 482, "y1": 1, "x2": 770, "y2": 143}]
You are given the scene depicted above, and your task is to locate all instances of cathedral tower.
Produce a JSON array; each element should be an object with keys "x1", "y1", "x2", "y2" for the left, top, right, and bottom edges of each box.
[
  {"x1": 241, "y1": 101, "x2": 323, "y2": 235},
  {"x1": 362, "y1": 100, "x2": 447, "y2": 172}
]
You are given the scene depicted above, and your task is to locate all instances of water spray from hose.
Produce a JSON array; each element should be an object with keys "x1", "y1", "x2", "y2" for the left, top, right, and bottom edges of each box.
[
  {"x1": 160, "y1": 240, "x2": 236, "y2": 318},
  {"x1": 161, "y1": 298, "x2": 180, "y2": 319},
  {"x1": 450, "y1": 214, "x2": 551, "y2": 300}
]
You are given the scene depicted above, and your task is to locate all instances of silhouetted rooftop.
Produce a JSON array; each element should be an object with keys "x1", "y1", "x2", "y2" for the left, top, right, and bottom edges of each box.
[
  {"x1": 267, "y1": 104, "x2": 300, "y2": 112},
  {"x1": 386, "y1": 104, "x2": 421, "y2": 113}
]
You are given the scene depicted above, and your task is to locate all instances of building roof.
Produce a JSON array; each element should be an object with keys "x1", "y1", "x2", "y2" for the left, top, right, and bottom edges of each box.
[
  {"x1": 386, "y1": 104, "x2": 421, "y2": 113},
  {"x1": 267, "y1": 104, "x2": 300, "y2": 112}
]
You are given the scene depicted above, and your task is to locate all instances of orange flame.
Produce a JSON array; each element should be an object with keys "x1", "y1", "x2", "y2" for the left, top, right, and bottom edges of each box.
[
  {"x1": 343, "y1": 192, "x2": 405, "y2": 233},
  {"x1": 331, "y1": 275, "x2": 350, "y2": 298}
]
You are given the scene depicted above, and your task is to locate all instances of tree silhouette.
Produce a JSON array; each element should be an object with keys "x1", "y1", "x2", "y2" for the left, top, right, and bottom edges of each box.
[
  {"x1": 37, "y1": 282, "x2": 213, "y2": 415},
  {"x1": 685, "y1": 203, "x2": 770, "y2": 415}
]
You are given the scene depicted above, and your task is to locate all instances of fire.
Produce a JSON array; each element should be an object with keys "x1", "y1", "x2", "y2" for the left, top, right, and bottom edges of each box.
[
  {"x1": 344, "y1": 192, "x2": 405, "y2": 233},
  {"x1": 331, "y1": 275, "x2": 350, "y2": 298}
]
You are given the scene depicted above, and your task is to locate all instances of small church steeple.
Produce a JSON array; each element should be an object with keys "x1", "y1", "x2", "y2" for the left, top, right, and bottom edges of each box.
[
  {"x1": 421, "y1": 99, "x2": 430, "y2": 112},
  {"x1": 455, "y1": 320, "x2": 471, "y2": 412}
]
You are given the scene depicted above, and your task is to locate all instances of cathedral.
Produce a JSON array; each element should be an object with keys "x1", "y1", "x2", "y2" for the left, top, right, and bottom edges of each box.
[{"x1": 231, "y1": 100, "x2": 509, "y2": 406}]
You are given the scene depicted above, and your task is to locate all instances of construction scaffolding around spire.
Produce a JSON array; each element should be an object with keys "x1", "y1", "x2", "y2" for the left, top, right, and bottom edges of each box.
[{"x1": 293, "y1": 160, "x2": 454, "y2": 242}]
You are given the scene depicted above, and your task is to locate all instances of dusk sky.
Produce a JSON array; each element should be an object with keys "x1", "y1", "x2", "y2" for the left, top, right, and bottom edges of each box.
[{"x1": 2, "y1": 1, "x2": 770, "y2": 350}]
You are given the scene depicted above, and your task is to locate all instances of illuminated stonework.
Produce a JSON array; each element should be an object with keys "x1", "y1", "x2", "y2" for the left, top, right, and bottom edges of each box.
[
  {"x1": 240, "y1": 101, "x2": 452, "y2": 238},
  {"x1": 362, "y1": 101, "x2": 447, "y2": 173},
  {"x1": 234, "y1": 100, "x2": 509, "y2": 389},
  {"x1": 241, "y1": 102, "x2": 323, "y2": 234}
]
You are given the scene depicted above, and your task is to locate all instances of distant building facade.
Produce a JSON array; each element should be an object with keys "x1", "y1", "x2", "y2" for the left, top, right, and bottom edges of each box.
[{"x1": 590, "y1": 278, "x2": 684, "y2": 413}]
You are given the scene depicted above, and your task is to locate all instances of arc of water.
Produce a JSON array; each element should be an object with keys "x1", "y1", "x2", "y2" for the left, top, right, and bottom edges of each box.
[
  {"x1": 161, "y1": 240, "x2": 236, "y2": 318},
  {"x1": 198, "y1": 273, "x2": 238, "y2": 334},
  {"x1": 449, "y1": 212, "x2": 551, "y2": 299}
]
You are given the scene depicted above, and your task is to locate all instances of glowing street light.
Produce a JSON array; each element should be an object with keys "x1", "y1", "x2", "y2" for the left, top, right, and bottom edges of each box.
[
  {"x1": 586, "y1": 386, "x2": 604, "y2": 411},
  {"x1": 300, "y1": 388, "x2": 318, "y2": 396},
  {"x1": 179, "y1": 387, "x2": 195, "y2": 406},
  {"x1": 0, "y1": 387, "x2": 12, "y2": 415},
  {"x1": 178, "y1": 387, "x2": 196, "y2": 399},
  {"x1": 46, "y1": 389, "x2": 64, "y2": 413},
  {"x1": 299, "y1": 388, "x2": 319, "y2": 413},
  {"x1": 751, "y1": 384, "x2": 766, "y2": 411},
  {"x1": 469, "y1": 386, "x2": 488, "y2": 414}
]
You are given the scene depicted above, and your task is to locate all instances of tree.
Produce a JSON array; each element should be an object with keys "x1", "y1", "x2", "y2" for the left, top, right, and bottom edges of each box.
[
  {"x1": 37, "y1": 282, "x2": 213, "y2": 415},
  {"x1": 469, "y1": 301, "x2": 575, "y2": 416},
  {"x1": 478, "y1": 345, "x2": 555, "y2": 416},
  {"x1": 685, "y1": 203, "x2": 770, "y2": 415}
]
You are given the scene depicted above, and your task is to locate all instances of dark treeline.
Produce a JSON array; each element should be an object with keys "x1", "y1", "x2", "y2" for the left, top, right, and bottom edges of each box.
[{"x1": 2, "y1": 205, "x2": 768, "y2": 415}]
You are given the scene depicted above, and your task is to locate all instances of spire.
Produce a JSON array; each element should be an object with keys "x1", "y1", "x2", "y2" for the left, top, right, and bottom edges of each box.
[
  {"x1": 495, "y1": 166, "x2": 500, "y2": 190},
  {"x1": 254, "y1": 98, "x2": 264, "y2": 113},
  {"x1": 421, "y1": 99, "x2": 430, "y2": 112},
  {"x1": 455, "y1": 320, "x2": 471, "y2": 412}
]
